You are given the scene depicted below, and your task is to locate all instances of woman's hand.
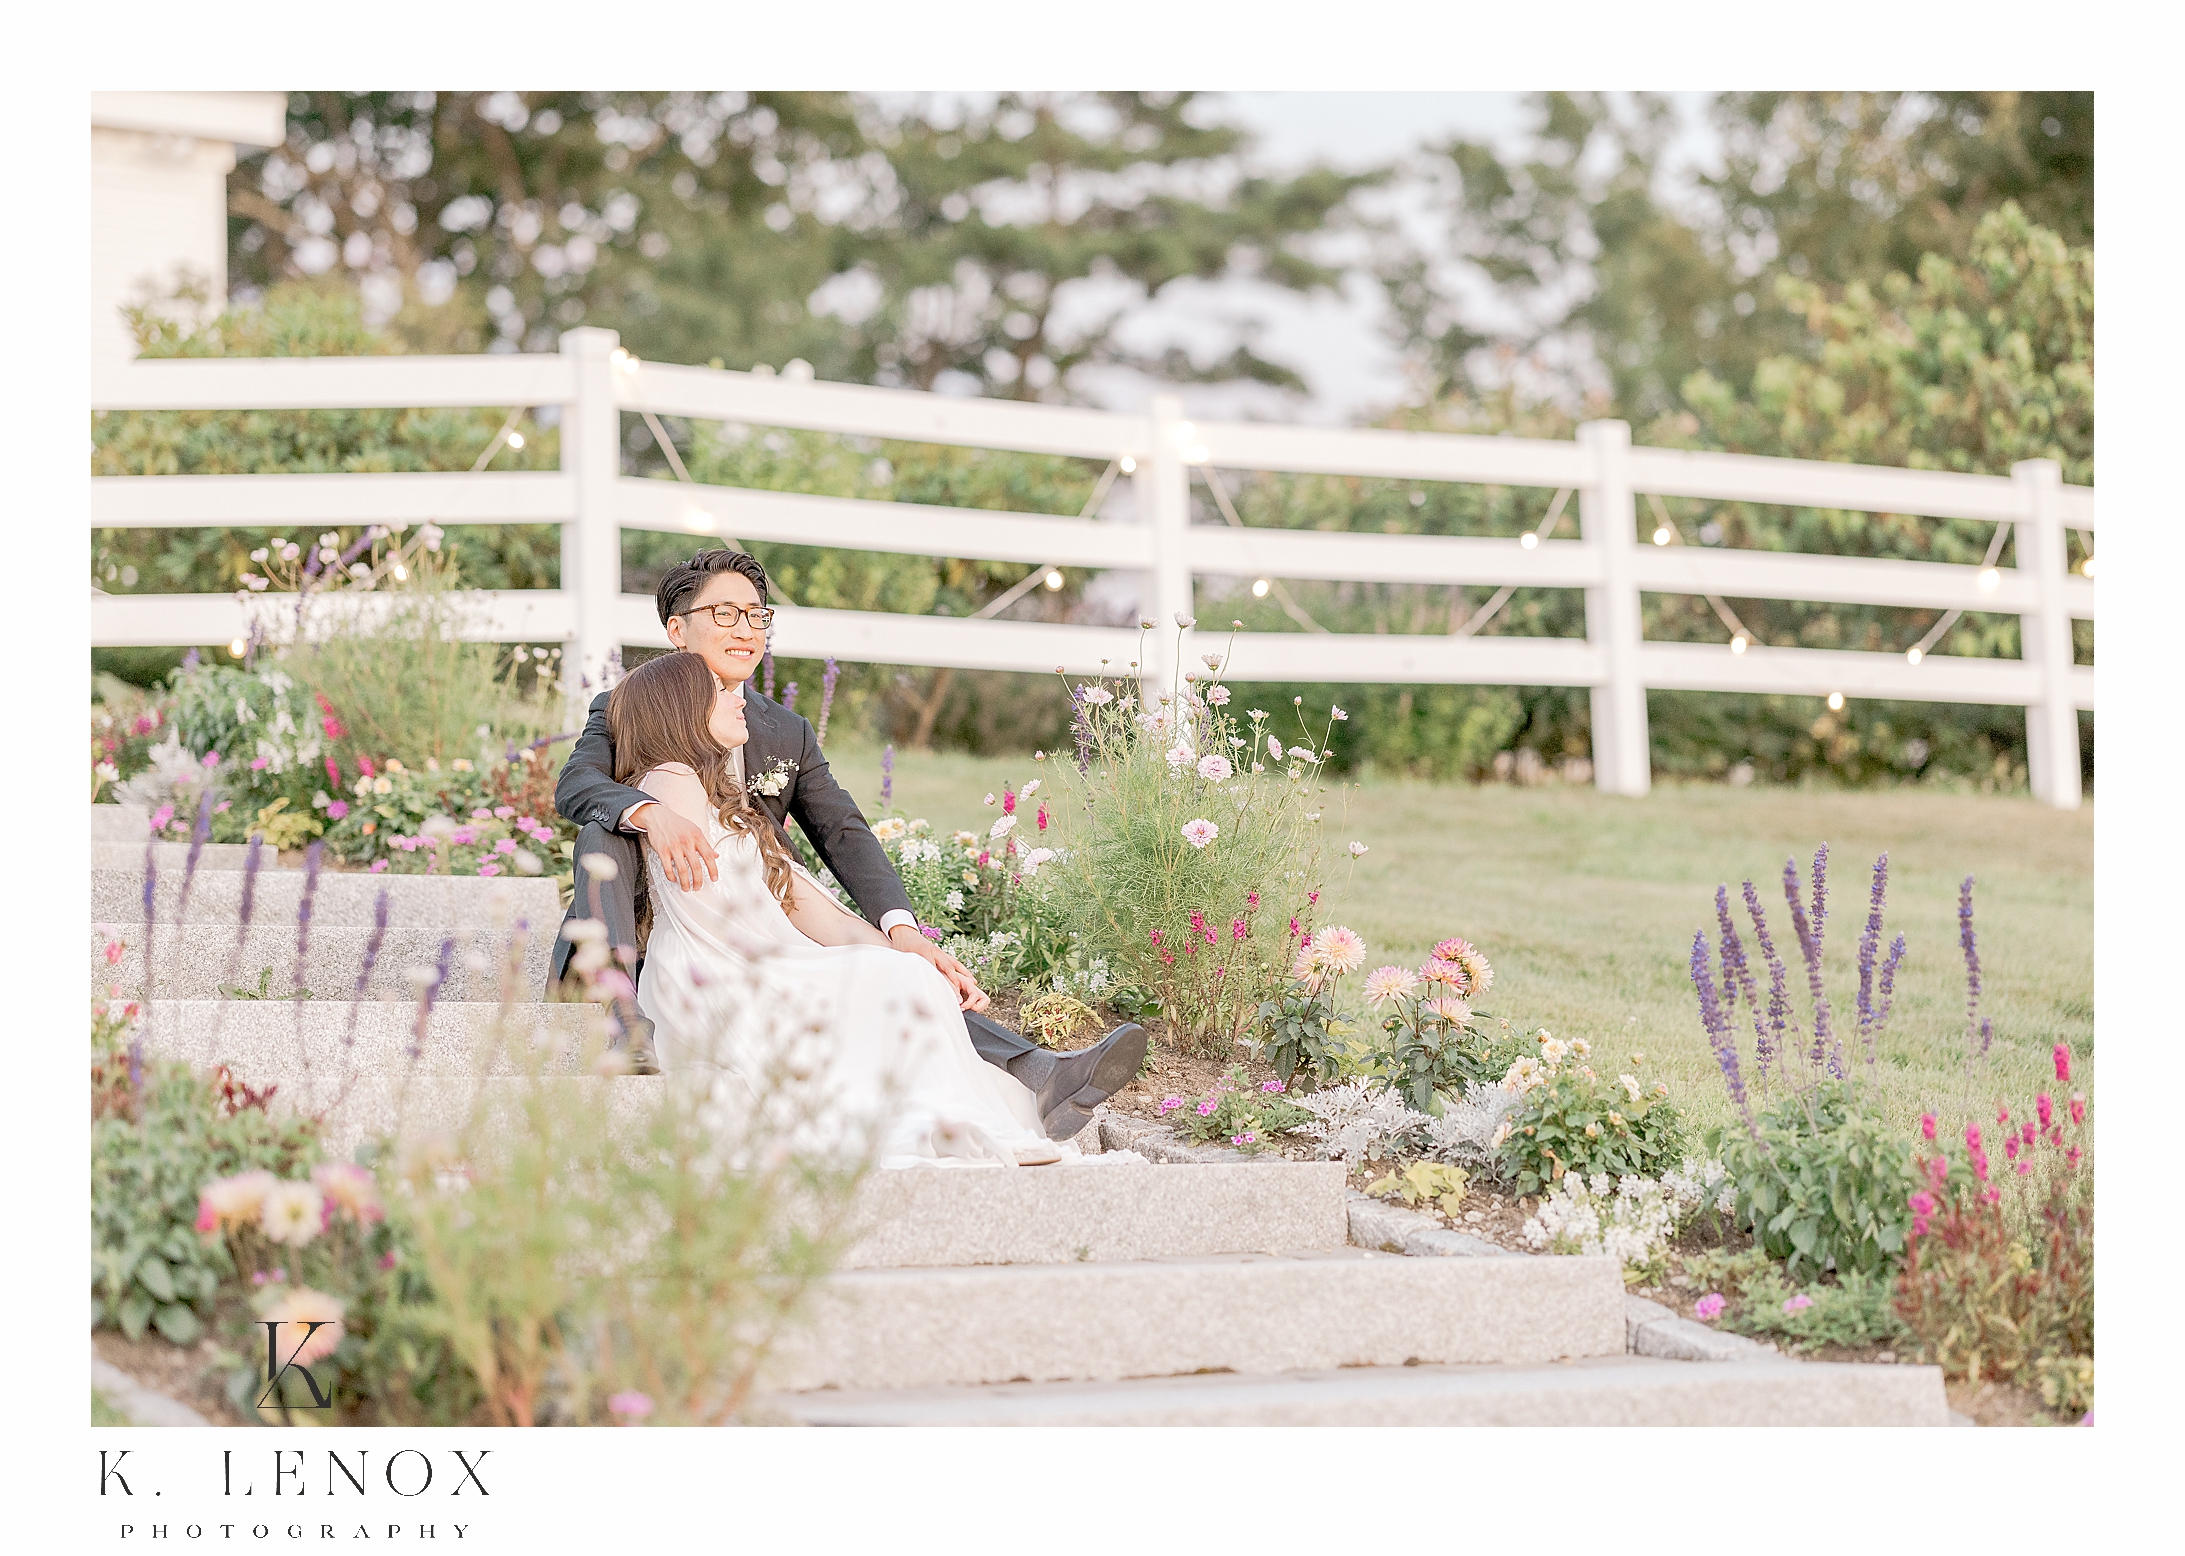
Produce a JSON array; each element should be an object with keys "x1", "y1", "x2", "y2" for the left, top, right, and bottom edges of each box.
[
  {"x1": 630, "y1": 799, "x2": 718, "y2": 892},
  {"x1": 887, "y1": 925, "x2": 989, "y2": 1012}
]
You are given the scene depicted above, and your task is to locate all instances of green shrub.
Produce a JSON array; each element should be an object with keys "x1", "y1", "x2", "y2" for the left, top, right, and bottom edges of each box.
[
  {"x1": 1710, "y1": 1083, "x2": 1919, "y2": 1280},
  {"x1": 90, "y1": 1030, "x2": 319, "y2": 1347},
  {"x1": 1497, "y1": 1039, "x2": 1687, "y2": 1195},
  {"x1": 1722, "y1": 1265, "x2": 1908, "y2": 1352},
  {"x1": 1050, "y1": 633, "x2": 1336, "y2": 1054}
]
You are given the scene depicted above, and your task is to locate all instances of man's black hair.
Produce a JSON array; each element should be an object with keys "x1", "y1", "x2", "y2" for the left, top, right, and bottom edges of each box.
[{"x1": 657, "y1": 549, "x2": 771, "y2": 628}]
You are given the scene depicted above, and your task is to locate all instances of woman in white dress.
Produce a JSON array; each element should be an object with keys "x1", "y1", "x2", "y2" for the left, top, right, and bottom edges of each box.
[{"x1": 609, "y1": 650, "x2": 1064, "y2": 1168}]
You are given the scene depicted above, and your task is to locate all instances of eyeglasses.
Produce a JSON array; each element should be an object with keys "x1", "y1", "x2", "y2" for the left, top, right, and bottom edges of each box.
[{"x1": 681, "y1": 603, "x2": 775, "y2": 631}]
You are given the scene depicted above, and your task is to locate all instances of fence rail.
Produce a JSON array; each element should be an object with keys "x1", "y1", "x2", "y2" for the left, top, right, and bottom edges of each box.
[{"x1": 91, "y1": 326, "x2": 2094, "y2": 807}]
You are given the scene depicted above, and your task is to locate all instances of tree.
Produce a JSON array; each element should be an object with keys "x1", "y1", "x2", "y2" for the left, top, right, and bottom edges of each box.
[
  {"x1": 229, "y1": 91, "x2": 1373, "y2": 402},
  {"x1": 1388, "y1": 91, "x2": 2092, "y2": 419}
]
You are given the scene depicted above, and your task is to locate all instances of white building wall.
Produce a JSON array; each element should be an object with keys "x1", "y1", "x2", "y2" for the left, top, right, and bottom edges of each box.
[{"x1": 89, "y1": 93, "x2": 287, "y2": 363}]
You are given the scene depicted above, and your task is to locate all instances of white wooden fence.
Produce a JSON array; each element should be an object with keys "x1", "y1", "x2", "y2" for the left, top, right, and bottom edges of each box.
[{"x1": 90, "y1": 325, "x2": 2095, "y2": 807}]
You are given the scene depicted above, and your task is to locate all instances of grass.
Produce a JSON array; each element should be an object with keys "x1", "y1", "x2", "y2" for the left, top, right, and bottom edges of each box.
[{"x1": 823, "y1": 743, "x2": 2093, "y2": 1140}]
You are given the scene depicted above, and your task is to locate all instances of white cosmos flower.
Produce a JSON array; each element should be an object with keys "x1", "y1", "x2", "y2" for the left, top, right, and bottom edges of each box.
[
  {"x1": 1022, "y1": 779, "x2": 1040, "y2": 797},
  {"x1": 988, "y1": 814, "x2": 1018, "y2": 841},
  {"x1": 1268, "y1": 736, "x2": 1285, "y2": 759},
  {"x1": 1080, "y1": 687, "x2": 1114, "y2": 705},
  {"x1": 1196, "y1": 754, "x2": 1233, "y2": 783},
  {"x1": 1206, "y1": 685, "x2": 1230, "y2": 706},
  {"x1": 1180, "y1": 818, "x2": 1219, "y2": 849},
  {"x1": 1166, "y1": 745, "x2": 1194, "y2": 769},
  {"x1": 1349, "y1": 842, "x2": 1368, "y2": 857}
]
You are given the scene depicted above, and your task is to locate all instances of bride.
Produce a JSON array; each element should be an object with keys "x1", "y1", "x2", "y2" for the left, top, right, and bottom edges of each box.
[{"x1": 610, "y1": 650, "x2": 1067, "y2": 1168}]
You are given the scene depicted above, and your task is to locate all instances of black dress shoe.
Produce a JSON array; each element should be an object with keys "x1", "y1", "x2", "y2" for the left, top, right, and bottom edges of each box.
[{"x1": 1035, "y1": 1022, "x2": 1147, "y2": 1139}]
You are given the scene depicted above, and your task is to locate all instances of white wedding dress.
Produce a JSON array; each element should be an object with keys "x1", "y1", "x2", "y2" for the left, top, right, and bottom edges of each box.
[{"x1": 632, "y1": 771, "x2": 1064, "y2": 1169}]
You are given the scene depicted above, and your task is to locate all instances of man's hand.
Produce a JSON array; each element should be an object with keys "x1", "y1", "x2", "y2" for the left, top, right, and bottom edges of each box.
[
  {"x1": 630, "y1": 801, "x2": 719, "y2": 892},
  {"x1": 888, "y1": 924, "x2": 989, "y2": 1012}
]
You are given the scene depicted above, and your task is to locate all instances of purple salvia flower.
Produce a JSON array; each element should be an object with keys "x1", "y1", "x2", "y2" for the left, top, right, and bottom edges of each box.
[
  {"x1": 1856, "y1": 852, "x2": 1888, "y2": 1067},
  {"x1": 1742, "y1": 878, "x2": 1792, "y2": 1074},
  {"x1": 879, "y1": 743, "x2": 894, "y2": 807},
  {"x1": 329, "y1": 886, "x2": 393, "y2": 1117},
  {"x1": 780, "y1": 680, "x2": 799, "y2": 715},
  {"x1": 1715, "y1": 885, "x2": 1766, "y2": 1082},
  {"x1": 409, "y1": 935, "x2": 456, "y2": 1062},
  {"x1": 1783, "y1": 857, "x2": 1838, "y2": 1077},
  {"x1": 182, "y1": 647, "x2": 200, "y2": 671},
  {"x1": 1959, "y1": 874, "x2": 1982, "y2": 1049},
  {"x1": 816, "y1": 657, "x2": 841, "y2": 746},
  {"x1": 293, "y1": 841, "x2": 324, "y2": 1088},
  {"x1": 1873, "y1": 933, "x2": 1906, "y2": 1044},
  {"x1": 761, "y1": 650, "x2": 776, "y2": 702},
  {"x1": 1810, "y1": 841, "x2": 1830, "y2": 957},
  {"x1": 1691, "y1": 930, "x2": 1758, "y2": 1140},
  {"x1": 138, "y1": 828, "x2": 158, "y2": 1058},
  {"x1": 175, "y1": 785, "x2": 214, "y2": 926},
  {"x1": 239, "y1": 834, "x2": 264, "y2": 930}
]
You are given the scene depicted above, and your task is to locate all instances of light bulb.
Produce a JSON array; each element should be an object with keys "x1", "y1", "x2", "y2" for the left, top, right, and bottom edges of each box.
[
  {"x1": 1827, "y1": 692, "x2": 1845, "y2": 711},
  {"x1": 1521, "y1": 532, "x2": 1539, "y2": 550},
  {"x1": 1120, "y1": 455, "x2": 1137, "y2": 474},
  {"x1": 1252, "y1": 579, "x2": 1271, "y2": 598},
  {"x1": 1188, "y1": 445, "x2": 1209, "y2": 464},
  {"x1": 505, "y1": 431, "x2": 525, "y2": 450},
  {"x1": 1044, "y1": 570, "x2": 1064, "y2": 591},
  {"x1": 229, "y1": 637, "x2": 247, "y2": 658},
  {"x1": 684, "y1": 509, "x2": 715, "y2": 533},
  {"x1": 1907, "y1": 647, "x2": 1923, "y2": 665},
  {"x1": 1977, "y1": 567, "x2": 2000, "y2": 592},
  {"x1": 1730, "y1": 635, "x2": 1748, "y2": 654},
  {"x1": 2082, "y1": 555, "x2": 2096, "y2": 578},
  {"x1": 392, "y1": 564, "x2": 408, "y2": 581},
  {"x1": 1652, "y1": 527, "x2": 1672, "y2": 546}
]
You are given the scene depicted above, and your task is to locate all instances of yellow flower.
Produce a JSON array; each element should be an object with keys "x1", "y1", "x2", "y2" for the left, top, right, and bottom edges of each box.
[{"x1": 962, "y1": 869, "x2": 980, "y2": 887}]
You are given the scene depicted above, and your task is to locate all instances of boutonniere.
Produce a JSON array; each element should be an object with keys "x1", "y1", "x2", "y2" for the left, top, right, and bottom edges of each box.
[{"x1": 750, "y1": 758, "x2": 797, "y2": 798}]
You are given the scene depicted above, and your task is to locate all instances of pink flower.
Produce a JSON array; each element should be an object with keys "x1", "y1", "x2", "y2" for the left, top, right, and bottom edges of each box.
[
  {"x1": 1997, "y1": 1106, "x2": 2010, "y2": 1125},
  {"x1": 477, "y1": 863, "x2": 501, "y2": 877},
  {"x1": 1432, "y1": 937, "x2": 1475, "y2": 963},
  {"x1": 2037, "y1": 1094, "x2": 2054, "y2": 1129},
  {"x1": 325, "y1": 757, "x2": 342, "y2": 785},
  {"x1": 472, "y1": 808, "x2": 493, "y2": 821},
  {"x1": 1908, "y1": 1191, "x2": 1937, "y2": 1216},
  {"x1": 1002, "y1": 788, "x2": 1016, "y2": 815},
  {"x1": 494, "y1": 838, "x2": 519, "y2": 854},
  {"x1": 2066, "y1": 1146, "x2": 2083, "y2": 1169},
  {"x1": 2069, "y1": 1094, "x2": 2086, "y2": 1126},
  {"x1": 494, "y1": 805, "x2": 515, "y2": 819},
  {"x1": 1920, "y1": 1113, "x2": 1937, "y2": 1141},
  {"x1": 2005, "y1": 1137, "x2": 2020, "y2": 1162},
  {"x1": 1693, "y1": 1293, "x2": 1726, "y2": 1321},
  {"x1": 104, "y1": 939, "x2": 124, "y2": 966},
  {"x1": 1965, "y1": 1124, "x2": 1983, "y2": 1153},
  {"x1": 2053, "y1": 1043, "x2": 2071, "y2": 1083},
  {"x1": 326, "y1": 800, "x2": 349, "y2": 821},
  {"x1": 149, "y1": 804, "x2": 174, "y2": 832},
  {"x1": 250, "y1": 756, "x2": 269, "y2": 771},
  {"x1": 1149, "y1": 929, "x2": 1163, "y2": 947},
  {"x1": 359, "y1": 757, "x2": 376, "y2": 778},
  {"x1": 1783, "y1": 1294, "x2": 1815, "y2": 1313},
  {"x1": 1982, "y1": 1187, "x2": 2001, "y2": 1205},
  {"x1": 1231, "y1": 1132, "x2": 1257, "y2": 1146},
  {"x1": 202, "y1": 751, "x2": 221, "y2": 769},
  {"x1": 2016, "y1": 1160, "x2": 2032, "y2": 1176},
  {"x1": 1158, "y1": 1096, "x2": 1183, "y2": 1114},
  {"x1": 1037, "y1": 806, "x2": 1049, "y2": 831},
  {"x1": 450, "y1": 826, "x2": 477, "y2": 846},
  {"x1": 1261, "y1": 1079, "x2": 1286, "y2": 1093},
  {"x1": 1196, "y1": 1099, "x2": 1217, "y2": 1116},
  {"x1": 370, "y1": 859, "x2": 389, "y2": 873},
  {"x1": 1246, "y1": 892, "x2": 1260, "y2": 910},
  {"x1": 378, "y1": 1251, "x2": 397, "y2": 1270},
  {"x1": 608, "y1": 1390, "x2": 654, "y2": 1421},
  {"x1": 515, "y1": 816, "x2": 537, "y2": 830}
]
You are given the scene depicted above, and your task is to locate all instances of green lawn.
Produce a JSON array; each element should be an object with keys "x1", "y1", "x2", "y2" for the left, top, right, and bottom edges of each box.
[{"x1": 823, "y1": 744, "x2": 2093, "y2": 1140}]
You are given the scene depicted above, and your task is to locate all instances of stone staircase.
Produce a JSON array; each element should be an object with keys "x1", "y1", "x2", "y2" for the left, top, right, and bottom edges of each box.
[{"x1": 91, "y1": 801, "x2": 1950, "y2": 1426}]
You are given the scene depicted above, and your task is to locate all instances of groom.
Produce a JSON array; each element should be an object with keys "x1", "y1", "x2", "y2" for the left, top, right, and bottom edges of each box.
[{"x1": 549, "y1": 547, "x2": 1146, "y2": 1140}]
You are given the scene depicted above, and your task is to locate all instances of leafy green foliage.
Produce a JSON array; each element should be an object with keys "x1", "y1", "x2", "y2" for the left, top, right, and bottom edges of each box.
[
  {"x1": 90, "y1": 1035, "x2": 318, "y2": 1348},
  {"x1": 1366, "y1": 1161, "x2": 1469, "y2": 1215},
  {"x1": 1723, "y1": 1265, "x2": 1908, "y2": 1352},
  {"x1": 1709, "y1": 1084, "x2": 1920, "y2": 1279},
  {"x1": 1499, "y1": 1049, "x2": 1687, "y2": 1196},
  {"x1": 1160, "y1": 1067, "x2": 1315, "y2": 1155}
]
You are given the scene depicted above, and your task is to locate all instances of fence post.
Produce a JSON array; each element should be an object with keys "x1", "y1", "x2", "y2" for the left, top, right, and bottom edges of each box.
[
  {"x1": 561, "y1": 326, "x2": 623, "y2": 723},
  {"x1": 1579, "y1": 419, "x2": 1649, "y2": 796},
  {"x1": 2013, "y1": 458, "x2": 2082, "y2": 809},
  {"x1": 1139, "y1": 393, "x2": 1194, "y2": 695}
]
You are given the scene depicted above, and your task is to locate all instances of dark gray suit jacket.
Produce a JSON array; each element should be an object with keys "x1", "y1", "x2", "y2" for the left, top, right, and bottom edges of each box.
[{"x1": 550, "y1": 685, "x2": 913, "y2": 976}]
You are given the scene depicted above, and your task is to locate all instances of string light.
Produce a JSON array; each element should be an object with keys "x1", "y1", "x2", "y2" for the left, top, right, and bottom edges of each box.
[
  {"x1": 683, "y1": 508, "x2": 716, "y2": 533},
  {"x1": 1252, "y1": 578, "x2": 1271, "y2": 598},
  {"x1": 1652, "y1": 526, "x2": 1673, "y2": 546},
  {"x1": 1120, "y1": 455, "x2": 1137, "y2": 474},
  {"x1": 229, "y1": 637, "x2": 247, "y2": 658},
  {"x1": 1977, "y1": 567, "x2": 2001, "y2": 592},
  {"x1": 2081, "y1": 555, "x2": 2096, "y2": 578},
  {"x1": 1521, "y1": 532, "x2": 1539, "y2": 550},
  {"x1": 1043, "y1": 569, "x2": 1064, "y2": 591},
  {"x1": 1906, "y1": 647, "x2": 1923, "y2": 665},
  {"x1": 505, "y1": 431, "x2": 525, "y2": 451},
  {"x1": 1188, "y1": 445, "x2": 1210, "y2": 464},
  {"x1": 1827, "y1": 692, "x2": 1845, "y2": 711},
  {"x1": 391, "y1": 563, "x2": 408, "y2": 581},
  {"x1": 1730, "y1": 635, "x2": 1748, "y2": 654}
]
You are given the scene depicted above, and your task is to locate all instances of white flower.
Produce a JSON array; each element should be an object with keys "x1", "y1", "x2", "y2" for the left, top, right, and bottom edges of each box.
[
  {"x1": 1305, "y1": 812, "x2": 1321, "y2": 822},
  {"x1": 1348, "y1": 841, "x2": 1368, "y2": 857},
  {"x1": 1196, "y1": 754, "x2": 1233, "y2": 783},
  {"x1": 872, "y1": 817, "x2": 908, "y2": 841},
  {"x1": 1331, "y1": 705, "x2": 1349, "y2": 720},
  {"x1": 983, "y1": 793, "x2": 996, "y2": 806},
  {"x1": 1080, "y1": 687, "x2": 1114, "y2": 706},
  {"x1": 1022, "y1": 779, "x2": 1040, "y2": 797},
  {"x1": 1620, "y1": 1074, "x2": 1644, "y2": 1104},
  {"x1": 1268, "y1": 736, "x2": 1285, "y2": 759},
  {"x1": 1206, "y1": 685, "x2": 1230, "y2": 706},
  {"x1": 1201, "y1": 653, "x2": 1223, "y2": 670},
  {"x1": 953, "y1": 830, "x2": 980, "y2": 848},
  {"x1": 1166, "y1": 745, "x2": 1194, "y2": 769},
  {"x1": 945, "y1": 890, "x2": 965, "y2": 911},
  {"x1": 1020, "y1": 847, "x2": 1057, "y2": 876},
  {"x1": 988, "y1": 814, "x2": 1018, "y2": 841},
  {"x1": 1175, "y1": 612, "x2": 1196, "y2": 628},
  {"x1": 259, "y1": 1181, "x2": 324, "y2": 1248},
  {"x1": 1180, "y1": 818, "x2": 1219, "y2": 849}
]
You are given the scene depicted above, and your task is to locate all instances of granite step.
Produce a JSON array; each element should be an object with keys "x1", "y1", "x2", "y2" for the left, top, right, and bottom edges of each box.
[
  {"x1": 93, "y1": 923, "x2": 554, "y2": 1002},
  {"x1": 838, "y1": 1161, "x2": 1350, "y2": 1270},
  {"x1": 220, "y1": 1071, "x2": 668, "y2": 1160},
  {"x1": 133, "y1": 1000, "x2": 603, "y2": 1079},
  {"x1": 93, "y1": 867, "x2": 564, "y2": 930},
  {"x1": 763, "y1": 1247, "x2": 1628, "y2": 1392},
  {"x1": 92, "y1": 841, "x2": 273, "y2": 872},
  {"x1": 91, "y1": 803, "x2": 151, "y2": 841},
  {"x1": 770, "y1": 1353, "x2": 1950, "y2": 1427}
]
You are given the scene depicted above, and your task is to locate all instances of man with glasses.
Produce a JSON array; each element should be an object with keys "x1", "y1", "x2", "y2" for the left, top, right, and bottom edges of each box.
[{"x1": 550, "y1": 548, "x2": 1146, "y2": 1140}]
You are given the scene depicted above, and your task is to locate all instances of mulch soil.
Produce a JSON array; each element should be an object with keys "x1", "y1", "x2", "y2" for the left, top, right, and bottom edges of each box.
[{"x1": 93, "y1": 1329, "x2": 250, "y2": 1426}]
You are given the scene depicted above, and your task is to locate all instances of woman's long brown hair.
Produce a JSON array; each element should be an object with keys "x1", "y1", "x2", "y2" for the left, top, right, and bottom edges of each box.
[{"x1": 607, "y1": 651, "x2": 796, "y2": 904}]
